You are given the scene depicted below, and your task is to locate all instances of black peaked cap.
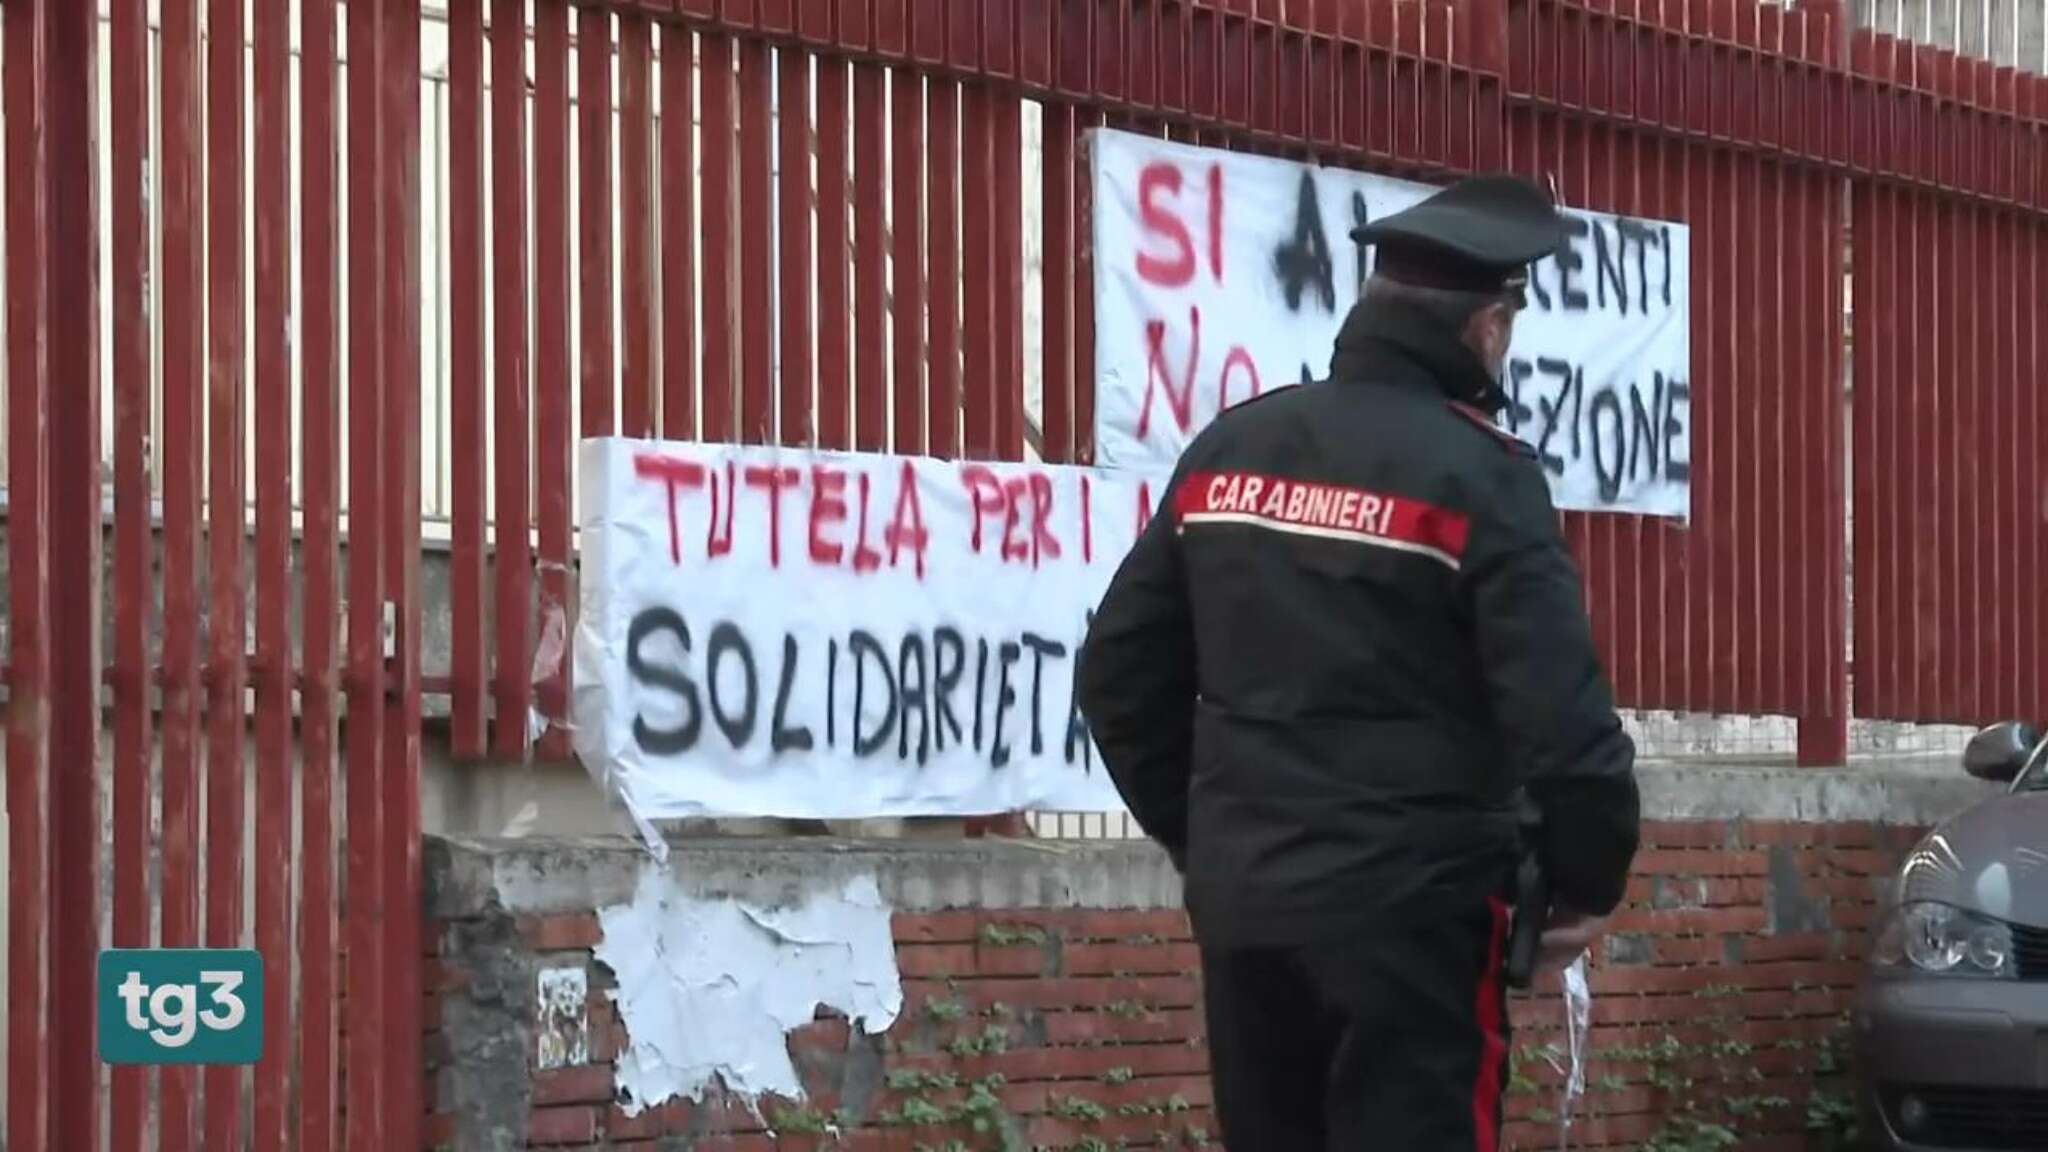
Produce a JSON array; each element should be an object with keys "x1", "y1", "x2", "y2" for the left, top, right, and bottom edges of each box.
[{"x1": 1350, "y1": 173, "x2": 1569, "y2": 294}]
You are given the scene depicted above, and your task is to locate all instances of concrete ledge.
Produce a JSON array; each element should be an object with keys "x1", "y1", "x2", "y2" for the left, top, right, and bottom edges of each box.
[
  {"x1": 1635, "y1": 757, "x2": 1998, "y2": 824},
  {"x1": 426, "y1": 835, "x2": 1186, "y2": 920},
  {"x1": 424, "y1": 762, "x2": 1996, "y2": 922}
]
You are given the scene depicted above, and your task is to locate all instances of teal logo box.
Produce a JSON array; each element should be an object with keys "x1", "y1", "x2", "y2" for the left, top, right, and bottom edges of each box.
[{"x1": 98, "y1": 948, "x2": 263, "y2": 1065}]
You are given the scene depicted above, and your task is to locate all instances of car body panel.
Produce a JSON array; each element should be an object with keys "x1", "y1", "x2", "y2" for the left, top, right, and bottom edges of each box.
[
  {"x1": 1853, "y1": 746, "x2": 2048, "y2": 1151},
  {"x1": 1895, "y1": 794, "x2": 2048, "y2": 928}
]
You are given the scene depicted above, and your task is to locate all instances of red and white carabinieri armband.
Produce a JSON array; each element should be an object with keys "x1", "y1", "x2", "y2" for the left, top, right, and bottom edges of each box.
[{"x1": 1174, "y1": 470, "x2": 1471, "y2": 572}]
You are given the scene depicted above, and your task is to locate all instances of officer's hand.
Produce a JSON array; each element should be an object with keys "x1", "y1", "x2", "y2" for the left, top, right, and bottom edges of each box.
[{"x1": 1535, "y1": 910, "x2": 1605, "y2": 974}]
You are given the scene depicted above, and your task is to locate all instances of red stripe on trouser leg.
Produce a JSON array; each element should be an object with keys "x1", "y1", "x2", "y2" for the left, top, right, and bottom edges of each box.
[{"x1": 1473, "y1": 896, "x2": 1510, "y2": 1152}]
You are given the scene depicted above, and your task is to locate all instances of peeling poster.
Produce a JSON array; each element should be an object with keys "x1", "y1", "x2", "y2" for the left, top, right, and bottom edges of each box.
[{"x1": 593, "y1": 869, "x2": 903, "y2": 1116}]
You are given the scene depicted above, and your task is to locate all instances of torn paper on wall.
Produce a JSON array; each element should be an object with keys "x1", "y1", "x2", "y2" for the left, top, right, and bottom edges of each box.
[{"x1": 592, "y1": 868, "x2": 903, "y2": 1115}]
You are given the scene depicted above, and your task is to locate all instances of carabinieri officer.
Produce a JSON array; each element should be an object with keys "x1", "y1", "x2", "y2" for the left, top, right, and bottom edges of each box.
[{"x1": 1077, "y1": 173, "x2": 1641, "y2": 1152}]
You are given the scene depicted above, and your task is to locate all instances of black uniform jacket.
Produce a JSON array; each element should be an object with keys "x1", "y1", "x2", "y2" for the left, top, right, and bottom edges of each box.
[{"x1": 1077, "y1": 298, "x2": 1641, "y2": 948}]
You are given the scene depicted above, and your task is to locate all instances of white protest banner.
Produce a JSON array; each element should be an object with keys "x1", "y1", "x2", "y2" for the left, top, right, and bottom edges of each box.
[
  {"x1": 1090, "y1": 127, "x2": 1693, "y2": 518},
  {"x1": 573, "y1": 437, "x2": 1165, "y2": 821}
]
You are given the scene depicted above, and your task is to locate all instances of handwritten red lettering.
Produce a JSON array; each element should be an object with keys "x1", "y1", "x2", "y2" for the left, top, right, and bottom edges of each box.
[
  {"x1": 1000, "y1": 477, "x2": 1032, "y2": 563},
  {"x1": 1139, "y1": 306, "x2": 1262, "y2": 440},
  {"x1": 1139, "y1": 306, "x2": 1199, "y2": 440},
  {"x1": 852, "y1": 471, "x2": 884, "y2": 573},
  {"x1": 882, "y1": 460, "x2": 930, "y2": 579},
  {"x1": 1135, "y1": 479, "x2": 1154, "y2": 535},
  {"x1": 1080, "y1": 475, "x2": 1094, "y2": 563},
  {"x1": 1028, "y1": 472, "x2": 1061, "y2": 566},
  {"x1": 1219, "y1": 346, "x2": 1262, "y2": 410},
  {"x1": 808, "y1": 466, "x2": 848, "y2": 565},
  {"x1": 742, "y1": 465, "x2": 801, "y2": 568},
  {"x1": 961, "y1": 466, "x2": 1007, "y2": 554},
  {"x1": 1204, "y1": 162, "x2": 1220, "y2": 278},
  {"x1": 706, "y1": 460, "x2": 736, "y2": 558},
  {"x1": 632, "y1": 453, "x2": 708, "y2": 565},
  {"x1": 1206, "y1": 163, "x2": 1224, "y2": 281},
  {"x1": 1136, "y1": 162, "x2": 1196, "y2": 287}
]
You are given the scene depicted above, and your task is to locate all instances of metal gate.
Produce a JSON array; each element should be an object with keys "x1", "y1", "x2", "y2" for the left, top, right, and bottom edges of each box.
[{"x1": 4, "y1": 0, "x2": 2045, "y2": 1148}]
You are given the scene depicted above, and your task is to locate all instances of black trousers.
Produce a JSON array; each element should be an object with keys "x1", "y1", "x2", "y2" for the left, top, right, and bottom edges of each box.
[{"x1": 1199, "y1": 900, "x2": 1510, "y2": 1152}]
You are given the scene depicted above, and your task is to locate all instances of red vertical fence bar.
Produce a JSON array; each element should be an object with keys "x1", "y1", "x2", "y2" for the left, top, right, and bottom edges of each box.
[
  {"x1": 1990, "y1": 69, "x2": 2007, "y2": 717},
  {"x1": 344, "y1": 0, "x2": 388, "y2": 1142},
  {"x1": 960, "y1": 84, "x2": 994, "y2": 457},
  {"x1": 1957, "y1": 58, "x2": 1978, "y2": 720},
  {"x1": 702, "y1": 33, "x2": 738, "y2": 441},
  {"x1": 1919, "y1": 51, "x2": 1943, "y2": 722},
  {"x1": 1041, "y1": 101, "x2": 1073, "y2": 464},
  {"x1": 1883, "y1": 36, "x2": 1910, "y2": 720},
  {"x1": 1682, "y1": 1, "x2": 1716, "y2": 715},
  {"x1": 1849, "y1": 33, "x2": 1877, "y2": 725},
  {"x1": 1995, "y1": 71, "x2": 2017, "y2": 723},
  {"x1": 993, "y1": 94, "x2": 1025, "y2": 459},
  {"x1": 1944, "y1": 55, "x2": 1967, "y2": 724},
  {"x1": 252, "y1": 0, "x2": 295, "y2": 1140},
  {"x1": 536, "y1": 0, "x2": 575, "y2": 761},
  {"x1": 817, "y1": 55, "x2": 852, "y2": 450},
  {"x1": 205, "y1": 0, "x2": 251, "y2": 1138},
  {"x1": 2020, "y1": 83, "x2": 2032, "y2": 724},
  {"x1": 493, "y1": 0, "x2": 532, "y2": 760},
  {"x1": 2023, "y1": 80, "x2": 2039, "y2": 721},
  {"x1": 893, "y1": 69, "x2": 928, "y2": 454},
  {"x1": 1815, "y1": 7, "x2": 1850, "y2": 763},
  {"x1": 1074, "y1": 107, "x2": 1097, "y2": 465},
  {"x1": 2022, "y1": 81, "x2": 2041, "y2": 723},
  {"x1": 621, "y1": 15, "x2": 657, "y2": 439},
  {"x1": 381, "y1": 0, "x2": 426, "y2": 1142},
  {"x1": 43, "y1": 0, "x2": 100, "y2": 1140},
  {"x1": 927, "y1": 79, "x2": 961, "y2": 458},
  {"x1": 1708, "y1": 1, "x2": 1738, "y2": 718},
  {"x1": 2, "y1": 3, "x2": 48, "y2": 1148},
  {"x1": 1585, "y1": 2, "x2": 1619, "y2": 699},
  {"x1": 853, "y1": 63, "x2": 889, "y2": 452},
  {"x1": 448, "y1": 0, "x2": 488, "y2": 759},
  {"x1": 107, "y1": 0, "x2": 152, "y2": 1140},
  {"x1": 1892, "y1": 37, "x2": 1923, "y2": 721},
  {"x1": 1983, "y1": 62, "x2": 2005, "y2": 724},
  {"x1": 580, "y1": 6, "x2": 617, "y2": 444},
  {"x1": 1932, "y1": 50, "x2": 1955, "y2": 722},
  {"x1": 1786, "y1": 7, "x2": 1813, "y2": 738},
  {"x1": 1625, "y1": 0, "x2": 1657, "y2": 707},
  {"x1": 782, "y1": 44, "x2": 815, "y2": 447},
  {"x1": 1635, "y1": 0, "x2": 1667, "y2": 712},
  {"x1": 1740, "y1": 7, "x2": 1769, "y2": 722},
  {"x1": 1990, "y1": 90, "x2": 2010, "y2": 721},
  {"x1": 1898, "y1": 42, "x2": 1923, "y2": 719},
  {"x1": 571, "y1": 4, "x2": 614, "y2": 768},
  {"x1": 297, "y1": 0, "x2": 342, "y2": 1146},
  {"x1": 661, "y1": 22, "x2": 699, "y2": 440},
  {"x1": 739, "y1": 40, "x2": 775, "y2": 443},
  {"x1": 1909, "y1": 47, "x2": 1938, "y2": 721}
]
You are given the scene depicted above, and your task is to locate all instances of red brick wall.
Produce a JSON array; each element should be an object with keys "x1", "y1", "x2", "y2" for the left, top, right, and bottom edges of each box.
[
  {"x1": 426, "y1": 819, "x2": 1926, "y2": 1151},
  {"x1": 1501, "y1": 819, "x2": 1922, "y2": 1152}
]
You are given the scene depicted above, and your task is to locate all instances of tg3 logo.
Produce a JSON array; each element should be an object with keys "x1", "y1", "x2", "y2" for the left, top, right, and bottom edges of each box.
[{"x1": 97, "y1": 949, "x2": 263, "y2": 1065}]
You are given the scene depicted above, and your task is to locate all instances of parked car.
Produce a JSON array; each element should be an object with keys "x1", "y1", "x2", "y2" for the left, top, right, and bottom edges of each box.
[{"x1": 1855, "y1": 721, "x2": 2048, "y2": 1151}]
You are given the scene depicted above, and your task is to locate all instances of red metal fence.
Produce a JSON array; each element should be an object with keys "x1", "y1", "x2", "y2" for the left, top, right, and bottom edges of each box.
[
  {"x1": 1848, "y1": 28, "x2": 2048, "y2": 728},
  {"x1": 3, "y1": 0, "x2": 2044, "y2": 1148}
]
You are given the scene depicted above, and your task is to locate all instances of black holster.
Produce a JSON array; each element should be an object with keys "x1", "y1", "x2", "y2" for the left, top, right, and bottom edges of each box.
[{"x1": 1503, "y1": 803, "x2": 1549, "y2": 990}]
